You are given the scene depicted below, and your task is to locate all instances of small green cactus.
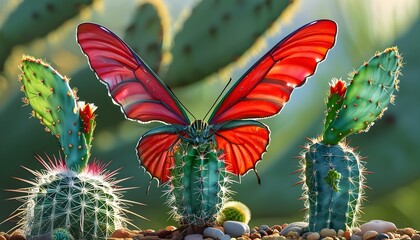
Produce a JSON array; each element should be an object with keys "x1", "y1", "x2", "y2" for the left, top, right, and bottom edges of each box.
[
  {"x1": 298, "y1": 47, "x2": 402, "y2": 232},
  {"x1": 53, "y1": 228, "x2": 74, "y2": 240},
  {"x1": 166, "y1": 141, "x2": 232, "y2": 226},
  {"x1": 217, "y1": 201, "x2": 251, "y2": 225}
]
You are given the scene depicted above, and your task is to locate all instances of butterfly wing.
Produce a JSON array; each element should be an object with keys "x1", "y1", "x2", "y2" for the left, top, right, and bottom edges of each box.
[
  {"x1": 77, "y1": 23, "x2": 190, "y2": 125},
  {"x1": 137, "y1": 126, "x2": 180, "y2": 184},
  {"x1": 209, "y1": 20, "x2": 337, "y2": 124},
  {"x1": 214, "y1": 120, "x2": 269, "y2": 176}
]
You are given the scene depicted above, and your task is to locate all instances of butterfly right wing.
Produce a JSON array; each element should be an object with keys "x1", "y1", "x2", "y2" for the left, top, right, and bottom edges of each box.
[
  {"x1": 137, "y1": 125, "x2": 181, "y2": 184},
  {"x1": 77, "y1": 23, "x2": 190, "y2": 125}
]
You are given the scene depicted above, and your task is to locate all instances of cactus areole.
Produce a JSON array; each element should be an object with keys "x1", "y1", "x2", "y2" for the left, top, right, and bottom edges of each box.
[{"x1": 77, "y1": 20, "x2": 337, "y2": 225}]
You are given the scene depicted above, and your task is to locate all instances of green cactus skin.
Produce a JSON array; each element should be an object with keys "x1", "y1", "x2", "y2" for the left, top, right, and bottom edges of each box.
[
  {"x1": 0, "y1": 0, "x2": 93, "y2": 70},
  {"x1": 163, "y1": 0, "x2": 293, "y2": 87},
  {"x1": 14, "y1": 157, "x2": 130, "y2": 240},
  {"x1": 323, "y1": 79, "x2": 346, "y2": 135},
  {"x1": 53, "y1": 228, "x2": 75, "y2": 240},
  {"x1": 166, "y1": 141, "x2": 231, "y2": 226},
  {"x1": 216, "y1": 201, "x2": 251, "y2": 225},
  {"x1": 124, "y1": 1, "x2": 169, "y2": 73},
  {"x1": 299, "y1": 139, "x2": 366, "y2": 232},
  {"x1": 323, "y1": 47, "x2": 402, "y2": 144},
  {"x1": 19, "y1": 56, "x2": 90, "y2": 172}
]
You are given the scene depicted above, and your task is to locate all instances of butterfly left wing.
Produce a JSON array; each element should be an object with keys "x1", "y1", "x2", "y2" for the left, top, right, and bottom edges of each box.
[
  {"x1": 136, "y1": 126, "x2": 180, "y2": 184},
  {"x1": 209, "y1": 20, "x2": 337, "y2": 124},
  {"x1": 214, "y1": 120, "x2": 269, "y2": 177}
]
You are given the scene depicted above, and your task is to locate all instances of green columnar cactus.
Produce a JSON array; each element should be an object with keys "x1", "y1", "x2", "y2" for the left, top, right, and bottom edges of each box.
[
  {"x1": 19, "y1": 56, "x2": 92, "y2": 172},
  {"x1": 299, "y1": 47, "x2": 402, "y2": 232},
  {"x1": 13, "y1": 56, "x2": 140, "y2": 239},
  {"x1": 53, "y1": 228, "x2": 74, "y2": 240},
  {"x1": 163, "y1": 0, "x2": 293, "y2": 86},
  {"x1": 166, "y1": 142, "x2": 231, "y2": 226},
  {"x1": 0, "y1": 0, "x2": 93, "y2": 70}
]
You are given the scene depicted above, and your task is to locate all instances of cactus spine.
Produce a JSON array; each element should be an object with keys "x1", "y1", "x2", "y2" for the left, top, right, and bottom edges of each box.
[
  {"x1": 14, "y1": 56, "x2": 140, "y2": 239},
  {"x1": 299, "y1": 47, "x2": 402, "y2": 232},
  {"x1": 166, "y1": 142, "x2": 231, "y2": 226}
]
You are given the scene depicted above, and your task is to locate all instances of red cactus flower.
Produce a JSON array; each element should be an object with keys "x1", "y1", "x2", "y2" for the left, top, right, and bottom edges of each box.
[
  {"x1": 329, "y1": 79, "x2": 347, "y2": 98},
  {"x1": 78, "y1": 101, "x2": 97, "y2": 133}
]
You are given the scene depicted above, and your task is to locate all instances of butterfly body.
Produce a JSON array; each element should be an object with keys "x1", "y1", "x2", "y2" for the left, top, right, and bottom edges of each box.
[{"x1": 77, "y1": 20, "x2": 337, "y2": 225}]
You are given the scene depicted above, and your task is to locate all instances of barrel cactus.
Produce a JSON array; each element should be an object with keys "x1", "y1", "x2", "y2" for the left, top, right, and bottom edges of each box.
[
  {"x1": 297, "y1": 47, "x2": 402, "y2": 231},
  {"x1": 10, "y1": 56, "x2": 141, "y2": 239}
]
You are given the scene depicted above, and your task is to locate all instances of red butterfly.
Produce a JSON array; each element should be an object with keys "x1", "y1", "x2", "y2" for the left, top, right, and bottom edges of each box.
[{"x1": 77, "y1": 20, "x2": 337, "y2": 185}]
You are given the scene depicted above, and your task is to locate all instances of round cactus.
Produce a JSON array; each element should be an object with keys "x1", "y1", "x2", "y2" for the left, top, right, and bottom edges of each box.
[
  {"x1": 14, "y1": 156, "x2": 132, "y2": 239},
  {"x1": 52, "y1": 228, "x2": 74, "y2": 240},
  {"x1": 216, "y1": 201, "x2": 251, "y2": 225}
]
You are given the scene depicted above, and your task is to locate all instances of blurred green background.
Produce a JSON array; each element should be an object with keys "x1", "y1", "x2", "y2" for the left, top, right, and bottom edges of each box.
[{"x1": 1, "y1": 0, "x2": 419, "y2": 231}]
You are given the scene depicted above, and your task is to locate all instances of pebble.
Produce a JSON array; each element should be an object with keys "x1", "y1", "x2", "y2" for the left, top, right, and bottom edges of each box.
[
  {"x1": 224, "y1": 221, "x2": 250, "y2": 237},
  {"x1": 260, "y1": 225, "x2": 270, "y2": 231},
  {"x1": 363, "y1": 230, "x2": 378, "y2": 240},
  {"x1": 307, "y1": 232, "x2": 321, "y2": 240},
  {"x1": 323, "y1": 237, "x2": 334, "y2": 240},
  {"x1": 251, "y1": 231, "x2": 262, "y2": 239},
  {"x1": 0, "y1": 236, "x2": 5, "y2": 240},
  {"x1": 112, "y1": 228, "x2": 133, "y2": 238},
  {"x1": 375, "y1": 233, "x2": 389, "y2": 240},
  {"x1": 185, "y1": 234, "x2": 204, "y2": 240},
  {"x1": 273, "y1": 225, "x2": 283, "y2": 232},
  {"x1": 360, "y1": 220, "x2": 397, "y2": 235},
  {"x1": 280, "y1": 222, "x2": 308, "y2": 236},
  {"x1": 219, "y1": 234, "x2": 232, "y2": 240},
  {"x1": 262, "y1": 233, "x2": 282, "y2": 240},
  {"x1": 351, "y1": 234, "x2": 363, "y2": 240},
  {"x1": 204, "y1": 227, "x2": 225, "y2": 239},
  {"x1": 404, "y1": 228, "x2": 416, "y2": 237},
  {"x1": 338, "y1": 230, "x2": 344, "y2": 238},
  {"x1": 10, "y1": 229, "x2": 25, "y2": 240},
  {"x1": 320, "y1": 228, "x2": 337, "y2": 238},
  {"x1": 165, "y1": 225, "x2": 177, "y2": 231},
  {"x1": 343, "y1": 230, "x2": 352, "y2": 240},
  {"x1": 412, "y1": 234, "x2": 420, "y2": 240}
]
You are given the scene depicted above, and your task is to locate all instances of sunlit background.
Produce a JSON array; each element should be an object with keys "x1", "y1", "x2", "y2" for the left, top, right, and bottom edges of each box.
[{"x1": 0, "y1": 0, "x2": 419, "y2": 231}]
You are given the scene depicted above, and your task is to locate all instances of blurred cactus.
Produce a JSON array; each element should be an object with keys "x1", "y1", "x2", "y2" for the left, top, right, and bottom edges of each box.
[
  {"x1": 0, "y1": 0, "x2": 94, "y2": 71},
  {"x1": 10, "y1": 56, "x2": 142, "y2": 239},
  {"x1": 298, "y1": 47, "x2": 402, "y2": 232},
  {"x1": 162, "y1": 0, "x2": 293, "y2": 86}
]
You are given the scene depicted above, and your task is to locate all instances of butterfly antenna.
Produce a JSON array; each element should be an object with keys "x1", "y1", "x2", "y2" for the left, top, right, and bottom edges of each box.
[
  {"x1": 203, "y1": 78, "x2": 232, "y2": 121},
  {"x1": 166, "y1": 85, "x2": 196, "y2": 121}
]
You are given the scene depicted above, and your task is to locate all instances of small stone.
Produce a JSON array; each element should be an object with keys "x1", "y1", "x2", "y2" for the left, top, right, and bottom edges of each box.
[
  {"x1": 280, "y1": 222, "x2": 308, "y2": 236},
  {"x1": 360, "y1": 220, "x2": 396, "y2": 235},
  {"x1": 259, "y1": 230, "x2": 268, "y2": 237},
  {"x1": 262, "y1": 234, "x2": 282, "y2": 240},
  {"x1": 323, "y1": 237, "x2": 334, "y2": 240},
  {"x1": 401, "y1": 234, "x2": 411, "y2": 240},
  {"x1": 404, "y1": 228, "x2": 416, "y2": 237},
  {"x1": 165, "y1": 225, "x2": 177, "y2": 231},
  {"x1": 343, "y1": 231, "x2": 352, "y2": 240},
  {"x1": 375, "y1": 233, "x2": 389, "y2": 240},
  {"x1": 273, "y1": 225, "x2": 283, "y2": 232},
  {"x1": 307, "y1": 232, "x2": 321, "y2": 240},
  {"x1": 204, "y1": 227, "x2": 225, "y2": 239},
  {"x1": 251, "y1": 231, "x2": 262, "y2": 239},
  {"x1": 260, "y1": 225, "x2": 270, "y2": 231},
  {"x1": 0, "y1": 236, "x2": 6, "y2": 240},
  {"x1": 266, "y1": 228, "x2": 274, "y2": 235},
  {"x1": 185, "y1": 234, "x2": 204, "y2": 240},
  {"x1": 112, "y1": 228, "x2": 133, "y2": 238},
  {"x1": 412, "y1": 234, "x2": 420, "y2": 240},
  {"x1": 385, "y1": 232, "x2": 395, "y2": 239},
  {"x1": 351, "y1": 235, "x2": 363, "y2": 240},
  {"x1": 352, "y1": 228, "x2": 362, "y2": 236},
  {"x1": 363, "y1": 230, "x2": 378, "y2": 240},
  {"x1": 321, "y1": 229, "x2": 337, "y2": 238},
  {"x1": 9, "y1": 229, "x2": 25, "y2": 240},
  {"x1": 220, "y1": 234, "x2": 232, "y2": 240},
  {"x1": 287, "y1": 231, "x2": 300, "y2": 238},
  {"x1": 224, "y1": 221, "x2": 250, "y2": 237},
  {"x1": 338, "y1": 230, "x2": 345, "y2": 238}
]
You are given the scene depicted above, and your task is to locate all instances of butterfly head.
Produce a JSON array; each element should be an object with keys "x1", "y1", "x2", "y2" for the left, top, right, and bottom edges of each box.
[{"x1": 188, "y1": 120, "x2": 213, "y2": 144}]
